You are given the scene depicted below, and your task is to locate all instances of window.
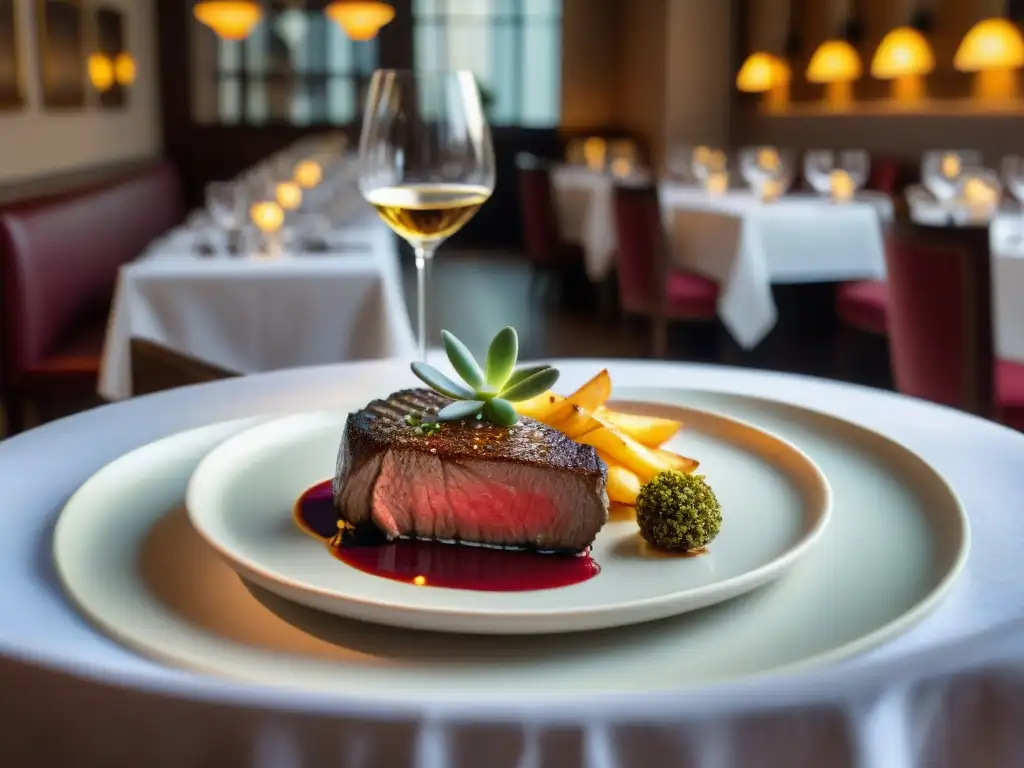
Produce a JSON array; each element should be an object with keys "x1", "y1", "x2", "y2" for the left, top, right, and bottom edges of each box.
[
  {"x1": 197, "y1": 8, "x2": 379, "y2": 125},
  {"x1": 192, "y1": 0, "x2": 563, "y2": 128},
  {"x1": 412, "y1": 0, "x2": 562, "y2": 128}
]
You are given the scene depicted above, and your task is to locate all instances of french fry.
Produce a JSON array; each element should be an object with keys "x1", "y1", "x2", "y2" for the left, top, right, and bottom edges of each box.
[
  {"x1": 654, "y1": 448, "x2": 700, "y2": 474},
  {"x1": 579, "y1": 423, "x2": 668, "y2": 482},
  {"x1": 594, "y1": 408, "x2": 682, "y2": 447},
  {"x1": 515, "y1": 390, "x2": 564, "y2": 421},
  {"x1": 545, "y1": 370, "x2": 612, "y2": 428},
  {"x1": 558, "y1": 405, "x2": 600, "y2": 439},
  {"x1": 604, "y1": 461, "x2": 642, "y2": 505}
]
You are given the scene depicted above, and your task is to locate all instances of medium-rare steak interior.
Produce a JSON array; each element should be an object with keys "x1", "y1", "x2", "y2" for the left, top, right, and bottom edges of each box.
[{"x1": 334, "y1": 388, "x2": 610, "y2": 553}]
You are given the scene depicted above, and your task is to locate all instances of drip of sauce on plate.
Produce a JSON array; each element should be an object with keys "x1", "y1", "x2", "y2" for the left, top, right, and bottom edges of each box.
[{"x1": 294, "y1": 480, "x2": 601, "y2": 592}]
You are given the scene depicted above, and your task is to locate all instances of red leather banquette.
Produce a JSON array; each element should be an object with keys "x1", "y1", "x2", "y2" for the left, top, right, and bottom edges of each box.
[{"x1": 0, "y1": 161, "x2": 185, "y2": 434}]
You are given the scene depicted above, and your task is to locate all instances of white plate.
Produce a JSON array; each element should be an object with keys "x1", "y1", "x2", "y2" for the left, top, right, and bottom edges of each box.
[
  {"x1": 185, "y1": 403, "x2": 832, "y2": 634},
  {"x1": 52, "y1": 389, "x2": 968, "y2": 698}
]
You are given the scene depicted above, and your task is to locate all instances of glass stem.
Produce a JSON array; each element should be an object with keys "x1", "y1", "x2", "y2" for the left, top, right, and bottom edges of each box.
[{"x1": 414, "y1": 246, "x2": 435, "y2": 362}]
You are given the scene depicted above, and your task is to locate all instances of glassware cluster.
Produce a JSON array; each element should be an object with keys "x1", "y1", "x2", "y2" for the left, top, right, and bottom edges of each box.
[
  {"x1": 908, "y1": 150, "x2": 1013, "y2": 226},
  {"x1": 199, "y1": 132, "x2": 356, "y2": 258}
]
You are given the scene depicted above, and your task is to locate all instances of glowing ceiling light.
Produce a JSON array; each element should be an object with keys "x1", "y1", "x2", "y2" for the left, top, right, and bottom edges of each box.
[
  {"x1": 325, "y1": 1, "x2": 396, "y2": 41},
  {"x1": 736, "y1": 51, "x2": 792, "y2": 112},
  {"x1": 871, "y1": 26, "x2": 935, "y2": 104},
  {"x1": 193, "y1": 1, "x2": 263, "y2": 41},
  {"x1": 806, "y1": 39, "x2": 863, "y2": 110},
  {"x1": 954, "y1": 17, "x2": 1024, "y2": 102}
]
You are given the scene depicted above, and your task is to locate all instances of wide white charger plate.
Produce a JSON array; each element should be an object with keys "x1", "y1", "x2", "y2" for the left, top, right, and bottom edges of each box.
[
  {"x1": 53, "y1": 389, "x2": 968, "y2": 698},
  {"x1": 185, "y1": 402, "x2": 832, "y2": 634}
]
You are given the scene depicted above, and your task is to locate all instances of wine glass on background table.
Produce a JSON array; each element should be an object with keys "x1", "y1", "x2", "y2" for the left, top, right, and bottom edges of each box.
[
  {"x1": 205, "y1": 181, "x2": 246, "y2": 254},
  {"x1": 358, "y1": 70, "x2": 495, "y2": 361},
  {"x1": 1002, "y1": 155, "x2": 1024, "y2": 245},
  {"x1": 921, "y1": 150, "x2": 982, "y2": 206}
]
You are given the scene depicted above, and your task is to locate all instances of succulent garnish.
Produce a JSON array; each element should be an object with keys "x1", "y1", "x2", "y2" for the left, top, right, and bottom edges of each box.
[{"x1": 410, "y1": 327, "x2": 559, "y2": 426}]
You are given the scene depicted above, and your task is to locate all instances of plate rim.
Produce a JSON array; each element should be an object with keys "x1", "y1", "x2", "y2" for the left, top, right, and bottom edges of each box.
[{"x1": 183, "y1": 401, "x2": 834, "y2": 629}]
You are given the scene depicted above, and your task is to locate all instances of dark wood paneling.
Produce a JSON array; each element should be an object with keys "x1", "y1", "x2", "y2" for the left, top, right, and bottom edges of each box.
[{"x1": 0, "y1": 157, "x2": 155, "y2": 206}]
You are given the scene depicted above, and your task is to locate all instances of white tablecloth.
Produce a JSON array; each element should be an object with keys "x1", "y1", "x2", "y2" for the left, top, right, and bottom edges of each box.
[
  {"x1": 991, "y1": 215, "x2": 1024, "y2": 364},
  {"x1": 2, "y1": 359, "x2": 1024, "y2": 766},
  {"x1": 98, "y1": 219, "x2": 416, "y2": 400},
  {"x1": 552, "y1": 168, "x2": 891, "y2": 349}
]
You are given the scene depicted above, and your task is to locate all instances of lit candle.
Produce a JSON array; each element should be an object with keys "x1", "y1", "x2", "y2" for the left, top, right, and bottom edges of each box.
[
  {"x1": 705, "y1": 171, "x2": 729, "y2": 196},
  {"x1": 941, "y1": 154, "x2": 961, "y2": 179},
  {"x1": 610, "y1": 157, "x2": 633, "y2": 178},
  {"x1": 275, "y1": 181, "x2": 303, "y2": 211},
  {"x1": 583, "y1": 137, "x2": 607, "y2": 171},
  {"x1": 961, "y1": 176, "x2": 999, "y2": 222},
  {"x1": 707, "y1": 150, "x2": 727, "y2": 173},
  {"x1": 251, "y1": 201, "x2": 285, "y2": 234},
  {"x1": 830, "y1": 169, "x2": 855, "y2": 202},
  {"x1": 760, "y1": 178, "x2": 783, "y2": 202},
  {"x1": 294, "y1": 160, "x2": 323, "y2": 189},
  {"x1": 758, "y1": 148, "x2": 780, "y2": 172}
]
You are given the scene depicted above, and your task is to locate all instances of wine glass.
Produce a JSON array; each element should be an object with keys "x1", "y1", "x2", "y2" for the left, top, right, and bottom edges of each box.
[
  {"x1": 692, "y1": 147, "x2": 727, "y2": 183},
  {"x1": 206, "y1": 181, "x2": 245, "y2": 229},
  {"x1": 954, "y1": 168, "x2": 1002, "y2": 226},
  {"x1": 1002, "y1": 155, "x2": 1024, "y2": 243},
  {"x1": 803, "y1": 150, "x2": 833, "y2": 195},
  {"x1": 921, "y1": 150, "x2": 982, "y2": 205},
  {"x1": 1002, "y1": 155, "x2": 1024, "y2": 207},
  {"x1": 739, "y1": 146, "x2": 793, "y2": 201},
  {"x1": 803, "y1": 150, "x2": 870, "y2": 201},
  {"x1": 359, "y1": 70, "x2": 495, "y2": 361}
]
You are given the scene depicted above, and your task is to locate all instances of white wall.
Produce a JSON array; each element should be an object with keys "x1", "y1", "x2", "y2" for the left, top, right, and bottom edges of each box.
[{"x1": 0, "y1": 0, "x2": 161, "y2": 185}]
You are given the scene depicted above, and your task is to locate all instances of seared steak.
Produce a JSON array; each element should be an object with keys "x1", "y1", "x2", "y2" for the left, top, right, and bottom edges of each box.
[{"x1": 333, "y1": 389, "x2": 609, "y2": 553}]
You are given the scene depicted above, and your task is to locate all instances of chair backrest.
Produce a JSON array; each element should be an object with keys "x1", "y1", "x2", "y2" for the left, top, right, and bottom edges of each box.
[
  {"x1": 884, "y1": 224, "x2": 993, "y2": 417},
  {"x1": 130, "y1": 338, "x2": 238, "y2": 396},
  {"x1": 0, "y1": 161, "x2": 184, "y2": 386},
  {"x1": 611, "y1": 183, "x2": 667, "y2": 314},
  {"x1": 868, "y1": 156, "x2": 904, "y2": 197},
  {"x1": 515, "y1": 153, "x2": 562, "y2": 266}
]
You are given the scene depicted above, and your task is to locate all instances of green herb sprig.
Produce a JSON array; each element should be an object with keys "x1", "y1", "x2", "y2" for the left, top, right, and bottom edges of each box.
[
  {"x1": 410, "y1": 327, "x2": 559, "y2": 427},
  {"x1": 404, "y1": 413, "x2": 442, "y2": 436}
]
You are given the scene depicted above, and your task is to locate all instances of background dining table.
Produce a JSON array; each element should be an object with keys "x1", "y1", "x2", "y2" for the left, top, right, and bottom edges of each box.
[
  {"x1": 98, "y1": 212, "x2": 416, "y2": 400},
  {"x1": 551, "y1": 167, "x2": 893, "y2": 349},
  {"x1": 2, "y1": 358, "x2": 1024, "y2": 767}
]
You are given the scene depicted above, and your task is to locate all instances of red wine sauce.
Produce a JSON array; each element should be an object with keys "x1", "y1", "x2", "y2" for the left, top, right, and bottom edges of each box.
[{"x1": 294, "y1": 480, "x2": 600, "y2": 592}]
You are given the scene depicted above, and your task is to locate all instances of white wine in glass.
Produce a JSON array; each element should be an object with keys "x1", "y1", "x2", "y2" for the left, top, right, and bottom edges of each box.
[{"x1": 358, "y1": 70, "x2": 495, "y2": 361}]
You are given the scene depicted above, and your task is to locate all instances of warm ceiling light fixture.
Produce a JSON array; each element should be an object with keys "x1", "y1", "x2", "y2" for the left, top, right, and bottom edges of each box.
[
  {"x1": 193, "y1": 1, "x2": 263, "y2": 41},
  {"x1": 736, "y1": 52, "x2": 792, "y2": 112},
  {"x1": 325, "y1": 1, "x2": 395, "y2": 41},
  {"x1": 954, "y1": 17, "x2": 1024, "y2": 103},
  {"x1": 806, "y1": 40, "x2": 862, "y2": 110},
  {"x1": 871, "y1": 27, "x2": 935, "y2": 105}
]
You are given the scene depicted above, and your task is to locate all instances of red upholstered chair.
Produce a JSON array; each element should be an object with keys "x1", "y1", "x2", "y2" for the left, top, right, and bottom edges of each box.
[
  {"x1": 836, "y1": 279, "x2": 888, "y2": 335},
  {"x1": 834, "y1": 155, "x2": 911, "y2": 338},
  {"x1": 611, "y1": 183, "x2": 719, "y2": 357},
  {"x1": 0, "y1": 161, "x2": 184, "y2": 434},
  {"x1": 884, "y1": 224, "x2": 1024, "y2": 427},
  {"x1": 867, "y1": 156, "x2": 902, "y2": 197},
  {"x1": 515, "y1": 154, "x2": 584, "y2": 273}
]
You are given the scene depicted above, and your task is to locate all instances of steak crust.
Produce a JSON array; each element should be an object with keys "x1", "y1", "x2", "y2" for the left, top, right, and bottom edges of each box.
[{"x1": 333, "y1": 389, "x2": 609, "y2": 553}]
